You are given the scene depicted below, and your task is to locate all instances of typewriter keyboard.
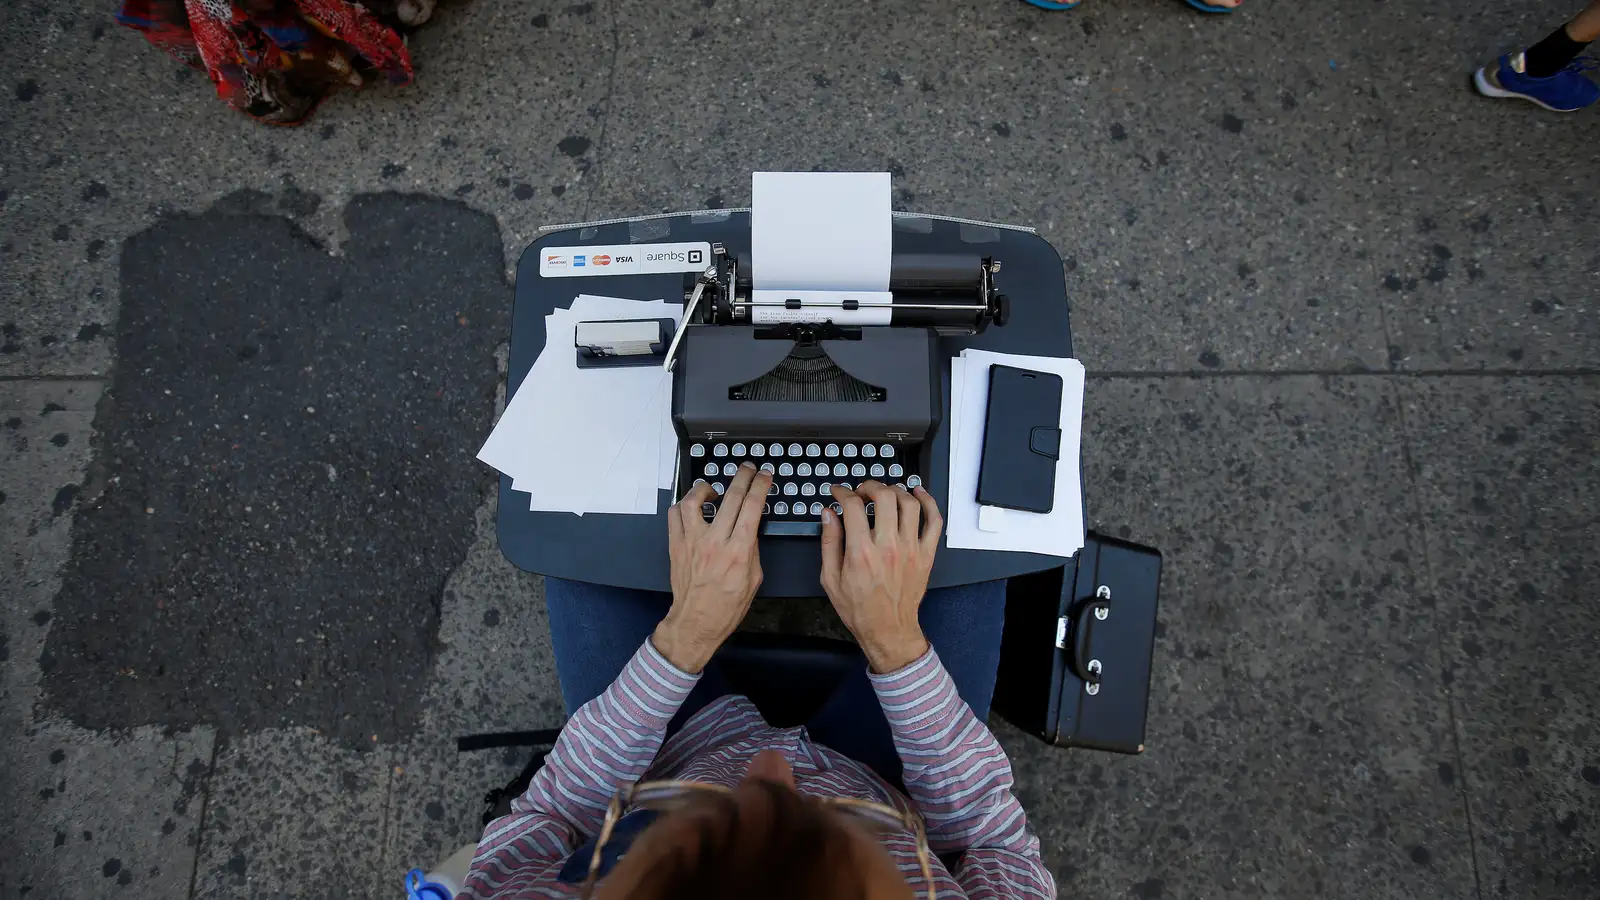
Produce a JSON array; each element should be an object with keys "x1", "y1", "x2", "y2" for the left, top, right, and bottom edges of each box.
[{"x1": 682, "y1": 440, "x2": 921, "y2": 536}]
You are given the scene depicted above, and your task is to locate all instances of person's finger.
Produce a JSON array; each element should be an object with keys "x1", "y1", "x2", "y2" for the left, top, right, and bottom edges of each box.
[
  {"x1": 913, "y1": 485, "x2": 943, "y2": 558},
  {"x1": 668, "y1": 495, "x2": 685, "y2": 548},
  {"x1": 712, "y1": 462, "x2": 758, "y2": 538},
  {"x1": 731, "y1": 467, "x2": 771, "y2": 543},
  {"x1": 832, "y1": 485, "x2": 872, "y2": 542},
  {"x1": 858, "y1": 480, "x2": 897, "y2": 541},
  {"x1": 819, "y1": 505, "x2": 844, "y2": 591},
  {"x1": 896, "y1": 482, "x2": 923, "y2": 545},
  {"x1": 678, "y1": 481, "x2": 714, "y2": 538}
]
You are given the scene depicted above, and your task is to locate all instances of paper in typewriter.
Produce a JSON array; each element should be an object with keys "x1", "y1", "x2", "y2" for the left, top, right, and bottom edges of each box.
[{"x1": 752, "y1": 172, "x2": 892, "y2": 292}]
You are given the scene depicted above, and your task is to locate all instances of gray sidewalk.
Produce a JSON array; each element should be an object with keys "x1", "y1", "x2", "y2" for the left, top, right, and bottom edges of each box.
[{"x1": 1, "y1": 0, "x2": 1596, "y2": 897}]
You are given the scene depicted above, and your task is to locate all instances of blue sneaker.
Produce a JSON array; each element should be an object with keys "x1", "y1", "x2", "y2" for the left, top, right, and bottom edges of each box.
[{"x1": 1474, "y1": 54, "x2": 1600, "y2": 112}]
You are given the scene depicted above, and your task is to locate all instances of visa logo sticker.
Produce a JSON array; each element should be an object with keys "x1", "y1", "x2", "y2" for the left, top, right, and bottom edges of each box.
[{"x1": 537, "y1": 241, "x2": 713, "y2": 278}]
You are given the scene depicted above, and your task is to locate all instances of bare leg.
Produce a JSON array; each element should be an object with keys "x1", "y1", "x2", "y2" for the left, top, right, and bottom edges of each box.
[{"x1": 1568, "y1": 0, "x2": 1600, "y2": 44}]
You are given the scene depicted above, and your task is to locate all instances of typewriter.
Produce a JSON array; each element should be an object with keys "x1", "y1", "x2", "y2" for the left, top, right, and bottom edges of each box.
[{"x1": 669, "y1": 244, "x2": 1010, "y2": 536}]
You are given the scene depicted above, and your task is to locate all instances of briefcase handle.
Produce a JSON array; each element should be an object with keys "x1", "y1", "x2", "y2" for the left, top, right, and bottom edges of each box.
[{"x1": 1056, "y1": 585, "x2": 1111, "y2": 692}]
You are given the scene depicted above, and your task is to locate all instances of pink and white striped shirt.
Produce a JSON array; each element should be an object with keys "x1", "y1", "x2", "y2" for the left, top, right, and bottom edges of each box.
[{"x1": 463, "y1": 640, "x2": 1055, "y2": 899}]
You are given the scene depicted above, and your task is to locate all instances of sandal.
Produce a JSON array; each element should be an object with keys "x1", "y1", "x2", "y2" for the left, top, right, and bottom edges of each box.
[
  {"x1": 1183, "y1": 0, "x2": 1240, "y2": 12},
  {"x1": 1019, "y1": 0, "x2": 1082, "y2": 9}
]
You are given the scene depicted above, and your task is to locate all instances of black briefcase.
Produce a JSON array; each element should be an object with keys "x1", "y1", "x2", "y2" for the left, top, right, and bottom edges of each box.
[{"x1": 992, "y1": 534, "x2": 1163, "y2": 753}]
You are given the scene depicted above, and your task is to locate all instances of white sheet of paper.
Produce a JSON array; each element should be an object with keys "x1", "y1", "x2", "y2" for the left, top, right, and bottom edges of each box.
[
  {"x1": 946, "y1": 350, "x2": 1086, "y2": 556},
  {"x1": 477, "y1": 295, "x2": 680, "y2": 516},
  {"x1": 587, "y1": 369, "x2": 670, "y2": 514},
  {"x1": 751, "y1": 172, "x2": 892, "y2": 292}
]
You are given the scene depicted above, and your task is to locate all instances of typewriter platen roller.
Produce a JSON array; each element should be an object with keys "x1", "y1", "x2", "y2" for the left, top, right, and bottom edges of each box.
[
  {"x1": 669, "y1": 243, "x2": 1009, "y2": 537},
  {"x1": 672, "y1": 245, "x2": 1010, "y2": 339}
]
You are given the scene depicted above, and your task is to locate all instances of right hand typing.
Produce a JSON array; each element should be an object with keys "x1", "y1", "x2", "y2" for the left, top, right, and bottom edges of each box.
[{"x1": 819, "y1": 480, "x2": 943, "y2": 673}]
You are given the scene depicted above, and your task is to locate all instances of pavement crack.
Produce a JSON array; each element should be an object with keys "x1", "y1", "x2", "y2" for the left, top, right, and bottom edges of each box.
[
  {"x1": 580, "y1": 0, "x2": 623, "y2": 222},
  {"x1": 1388, "y1": 378, "x2": 1485, "y2": 900},
  {"x1": 185, "y1": 738, "x2": 222, "y2": 900}
]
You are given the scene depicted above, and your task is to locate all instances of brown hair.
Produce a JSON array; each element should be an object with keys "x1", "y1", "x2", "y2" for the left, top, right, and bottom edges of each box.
[{"x1": 612, "y1": 780, "x2": 871, "y2": 900}]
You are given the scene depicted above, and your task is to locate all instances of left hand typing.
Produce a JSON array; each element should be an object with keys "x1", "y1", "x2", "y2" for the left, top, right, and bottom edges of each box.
[{"x1": 655, "y1": 462, "x2": 771, "y2": 672}]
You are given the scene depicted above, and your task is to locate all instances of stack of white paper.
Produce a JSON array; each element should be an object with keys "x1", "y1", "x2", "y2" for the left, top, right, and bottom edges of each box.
[
  {"x1": 477, "y1": 294, "x2": 680, "y2": 515},
  {"x1": 947, "y1": 350, "x2": 1087, "y2": 556}
]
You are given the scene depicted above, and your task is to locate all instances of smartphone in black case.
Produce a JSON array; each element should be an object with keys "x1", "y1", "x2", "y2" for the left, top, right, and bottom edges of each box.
[{"x1": 976, "y1": 364, "x2": 1063, "y2": 513}]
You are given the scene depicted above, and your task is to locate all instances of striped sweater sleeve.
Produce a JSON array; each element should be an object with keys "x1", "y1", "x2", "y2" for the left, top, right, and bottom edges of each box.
[
  {"x1": 462, "y1": 639, "x2": 699, "y2": 898},
  {"x1": 870, "y1": 647, "x2": 1055, "y2": 900}
]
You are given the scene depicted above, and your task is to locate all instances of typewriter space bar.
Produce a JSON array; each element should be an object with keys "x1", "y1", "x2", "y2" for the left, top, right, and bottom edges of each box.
[{"x1": 763, "y1": 521, "x2": 823, "y2": 537}]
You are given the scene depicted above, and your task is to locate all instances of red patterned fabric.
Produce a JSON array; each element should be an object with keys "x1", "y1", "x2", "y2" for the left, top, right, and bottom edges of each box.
[{"x1": 117, "y1": 0, "x2": 413, "y2": 125}]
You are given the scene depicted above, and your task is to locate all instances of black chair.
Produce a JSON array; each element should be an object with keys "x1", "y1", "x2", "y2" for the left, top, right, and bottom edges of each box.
[{"x1": 713, "y1": 632, "x2": 862, "y2": 727}]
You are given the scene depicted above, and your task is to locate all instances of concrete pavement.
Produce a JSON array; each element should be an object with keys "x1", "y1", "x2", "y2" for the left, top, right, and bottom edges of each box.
[{"x1": 1, "y1": 0, "x2": 1596, "y2": 897}]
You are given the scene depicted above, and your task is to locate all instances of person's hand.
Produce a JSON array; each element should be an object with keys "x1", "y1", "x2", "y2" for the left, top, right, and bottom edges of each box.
[
  {"x1": 819, "y1": 480, "x2": 943, "y2": 673},
  {"x1": 655, "y1": 462, "x2": 771, "y2": 673}
]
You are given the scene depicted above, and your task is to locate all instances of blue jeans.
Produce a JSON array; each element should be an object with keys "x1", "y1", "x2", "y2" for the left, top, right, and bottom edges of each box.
[{"x1": 543, "y1": 578, "x2": 1008, "y2": 785}]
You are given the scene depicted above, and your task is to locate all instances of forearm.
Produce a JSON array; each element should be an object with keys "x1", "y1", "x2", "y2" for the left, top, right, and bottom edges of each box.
[
  {"x1": 510, "y1": 639, "x2": 698, "y2": 835},
  {"x1": 466, "y1": 639, "x2": 699, "y2": 896},
  {"x1": 870, "y1": 648, "x2": 1041, "y2": 856}
]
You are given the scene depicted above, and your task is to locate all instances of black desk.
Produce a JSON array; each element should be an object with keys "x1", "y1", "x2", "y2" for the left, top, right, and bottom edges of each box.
[{"x1": 498, "y1": 210, "x2": 1081, "y2": 597}]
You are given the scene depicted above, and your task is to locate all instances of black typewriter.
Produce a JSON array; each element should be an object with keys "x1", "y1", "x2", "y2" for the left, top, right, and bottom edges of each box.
[{"x1": 669, "y1": 244, "x2": 1008, "y2": 537}]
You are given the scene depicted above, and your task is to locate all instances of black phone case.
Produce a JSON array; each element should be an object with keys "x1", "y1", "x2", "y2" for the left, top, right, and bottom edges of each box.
[{"x1": 976, "y1": 365, "x2": 1062, "y2": 513}]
